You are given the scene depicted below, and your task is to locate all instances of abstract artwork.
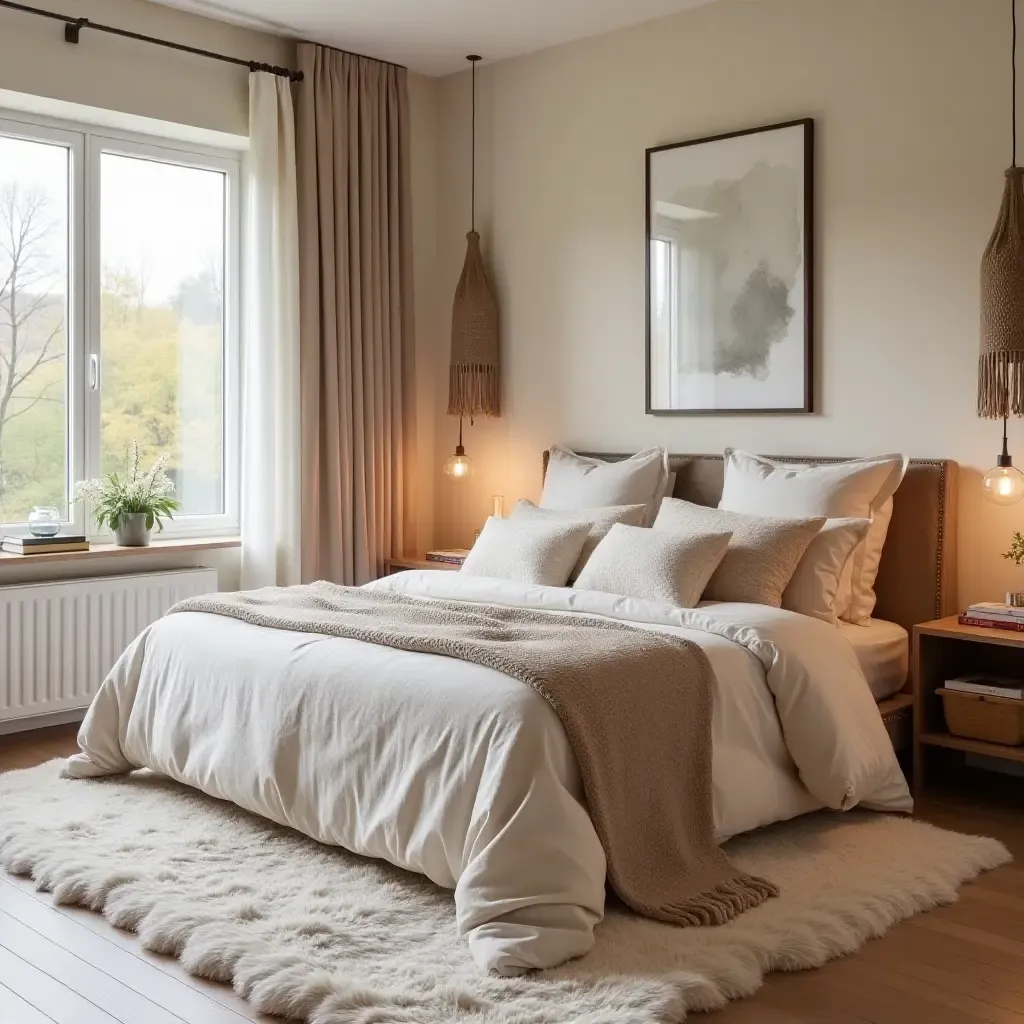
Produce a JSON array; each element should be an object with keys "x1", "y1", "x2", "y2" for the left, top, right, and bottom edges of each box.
[{"x1": 646, "y1": 119, "x2": 813, "y2": 413}]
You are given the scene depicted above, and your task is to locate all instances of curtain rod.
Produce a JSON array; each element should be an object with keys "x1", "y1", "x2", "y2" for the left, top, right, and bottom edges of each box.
[{"x1": 0, "y1": 0, "x2": 303, "y2": 81}]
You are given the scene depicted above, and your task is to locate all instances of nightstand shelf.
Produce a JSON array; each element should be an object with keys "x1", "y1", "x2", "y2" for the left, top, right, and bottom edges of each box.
[
  {"x1": 919, "y1": 730, "x2": 1024, "y2": 763},
  {"x1": 913, "y1": 616, "x2": 1024, "y2": 788},
  {"x1": 384, "y1": 555, "x2": 461, "y2": 574}
]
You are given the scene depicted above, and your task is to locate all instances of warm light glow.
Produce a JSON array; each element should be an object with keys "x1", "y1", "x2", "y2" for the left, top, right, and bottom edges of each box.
[
  {"x1": 982, "y1": 464, "x2": 1024, "y2": 505},
  {"x1": 444, "y1": 453, "x2": 473, "y2": 480}
]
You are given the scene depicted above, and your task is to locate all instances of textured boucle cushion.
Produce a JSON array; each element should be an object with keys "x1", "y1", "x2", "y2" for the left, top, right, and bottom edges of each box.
[
  {"x1": 508, "y1": 499, "x2": 647, "y2": 580},
  {"x1": 654, "y1": 499, "x2": 824, "y2": 607},
  {"x1": 574, "y1": 523, "x2": 732, "y2": 607},
  {"x1": 460, "y1": 517, "x2": 591, "y2": 586}
]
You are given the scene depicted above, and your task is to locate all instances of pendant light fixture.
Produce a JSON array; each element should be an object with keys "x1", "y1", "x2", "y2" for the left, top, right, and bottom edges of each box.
[
  {"x1": 443, "y1": 415, "x2": 473, "y2": 480},
  {"x1": 444, "y1": 53, "x2": 500, "y2": 482},
  {"x1": 980, "y1": 0, "x2": 1024, "y2": 505}
]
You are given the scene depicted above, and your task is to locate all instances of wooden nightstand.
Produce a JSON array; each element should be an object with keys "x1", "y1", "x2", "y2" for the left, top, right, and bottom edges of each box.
[
  {"x1": 384, "y1": 555, "x2": 461, "y2": 574},
  {"x1": 913, "y1": 616, "x2": 1024, "y2": 789}
]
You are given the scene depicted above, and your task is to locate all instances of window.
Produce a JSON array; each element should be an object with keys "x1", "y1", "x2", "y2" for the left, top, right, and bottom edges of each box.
[{"x1": 0, "y1": 111, "x2": 240, "y2": 536}]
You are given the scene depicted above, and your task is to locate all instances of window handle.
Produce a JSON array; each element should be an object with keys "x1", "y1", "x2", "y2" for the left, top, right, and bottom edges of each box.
[{"x1": 89, "y1": 354, "x2": 99, "y2": 391}]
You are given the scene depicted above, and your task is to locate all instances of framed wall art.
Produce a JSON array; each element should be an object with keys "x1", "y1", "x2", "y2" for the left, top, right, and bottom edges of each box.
[{"x1": 646, "y1": 118, "x2": 813, "y2": 414}]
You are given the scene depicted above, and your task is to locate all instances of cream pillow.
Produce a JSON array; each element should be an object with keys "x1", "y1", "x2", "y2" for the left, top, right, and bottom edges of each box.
[
  {"x1": 654, "y1": 499, "x2": 824, "y2": 607},
  {"x1": 460, "y1": 517, "x2": 591, "y2": 586},
  {"x1": 541, "y1": 446, "x2": 670, "y2": 525},
  {"x1": 508, "y1": 499, "x2": 646, "y2": 579},
  {"x1": 719, "y1": 451, "x2": 907, "y2": 624},
  {"x1": 783, "y1": 518, "x2": 871, "y2": 624},
  {"x1": 574, "y1": 523, "x2": 732, "y2": 607}
]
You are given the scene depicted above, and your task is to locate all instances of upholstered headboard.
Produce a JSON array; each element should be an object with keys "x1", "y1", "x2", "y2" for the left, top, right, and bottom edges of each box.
[{"x1": 541, "y1": 451, "x2": 959, "y2": 632}]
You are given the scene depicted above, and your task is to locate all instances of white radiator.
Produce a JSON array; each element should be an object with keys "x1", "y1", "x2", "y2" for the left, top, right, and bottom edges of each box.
[{"x1": 0, "y1": 567, "x2": 217, "y2": 728}]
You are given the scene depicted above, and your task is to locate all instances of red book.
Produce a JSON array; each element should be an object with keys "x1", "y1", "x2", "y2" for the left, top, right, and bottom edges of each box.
[{"x1": 958, "y1": 614, "x2": 1024, "y2": 632}]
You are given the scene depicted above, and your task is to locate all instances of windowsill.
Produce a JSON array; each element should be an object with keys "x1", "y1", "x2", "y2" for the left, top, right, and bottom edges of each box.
[{"x1": 0, "y1": 536, "x2": 240, "y2": 566}]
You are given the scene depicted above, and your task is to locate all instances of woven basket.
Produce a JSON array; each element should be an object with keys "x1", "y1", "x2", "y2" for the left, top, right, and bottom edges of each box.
[{"x1": 938, "y1": 688, "x2": 1024, "y2": 746}]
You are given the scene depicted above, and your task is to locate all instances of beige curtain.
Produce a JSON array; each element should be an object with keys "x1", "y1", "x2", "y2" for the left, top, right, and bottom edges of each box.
[{"x1": 297, "y1": 44, "x2": 414, "y2": 585}]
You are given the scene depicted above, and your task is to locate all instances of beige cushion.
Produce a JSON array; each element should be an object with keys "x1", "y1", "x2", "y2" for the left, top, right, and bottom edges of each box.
[
  {"x1": 574, "y1": 523, "x2": 732, "y2": 607},
  {"x1": 783, "y1": 518, "x2": 872, "y2": 624},
  {"x1": 719, "y1": 451, "x2": 907, "y2": 624},
  {"x1": 541, "y1": 446, "x2": 670, "y2": 525},
  {"x1": 460, "y1": 517, "x2": 590, "y2": 586},
  {"x1": 654, "y1": 498, "x2": 824, "y2": 607},
  {"x1": 507, "y1": 499, "x2": 646, "y2": 580}
]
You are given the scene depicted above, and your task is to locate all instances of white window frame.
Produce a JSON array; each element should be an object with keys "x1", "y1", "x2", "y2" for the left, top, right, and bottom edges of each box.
[{"x1": 0, "y1": 108, "x2": 241, "y2": 539}]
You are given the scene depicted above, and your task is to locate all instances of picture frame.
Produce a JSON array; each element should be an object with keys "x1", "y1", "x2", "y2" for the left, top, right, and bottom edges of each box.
[{"x1": 645, "y1": 118, "x2": 814, "y2": 415}]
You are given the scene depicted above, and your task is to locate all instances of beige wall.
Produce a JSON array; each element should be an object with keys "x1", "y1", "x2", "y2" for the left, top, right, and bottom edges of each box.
[{"x1": 431, "y1": 0, "x2": 1022, "y2": 607}]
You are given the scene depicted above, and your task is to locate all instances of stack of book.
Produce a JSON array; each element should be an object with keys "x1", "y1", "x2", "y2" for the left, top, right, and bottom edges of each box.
[
  {"x1": 959, "y1": 602, "x2": 1024, "y2": 632},
  {"x1": 425, "y1": 548, "x2": 470, "y2": 566},
  {"x1": 1, "y1": 534, "x2": 89, "y2": 555},
  {"x1": 945, "y1": 674, "x2": 1024, "y2": 700}
]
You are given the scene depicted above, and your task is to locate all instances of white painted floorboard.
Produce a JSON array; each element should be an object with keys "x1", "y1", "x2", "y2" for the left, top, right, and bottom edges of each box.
[{"x1": 0, "y1": 981, "x2": 56, "y2": 1024}]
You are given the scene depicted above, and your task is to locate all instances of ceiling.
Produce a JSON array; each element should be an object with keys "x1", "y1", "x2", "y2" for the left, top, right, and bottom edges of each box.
[{"x1": 147, "y1": 0, "x2": 719, "y2": 76}]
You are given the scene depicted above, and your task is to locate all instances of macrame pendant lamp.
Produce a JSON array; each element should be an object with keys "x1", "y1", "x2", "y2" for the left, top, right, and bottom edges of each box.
[
  {"x1": 445, "y1": 54, "x2": 500, "y2": 481},
  {"x1": 981, "y1": 0, "x2": 1024, "y2": 504}
]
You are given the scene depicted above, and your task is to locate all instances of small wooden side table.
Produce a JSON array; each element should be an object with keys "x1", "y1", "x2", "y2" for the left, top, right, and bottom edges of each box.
[
  {"x1": 384, "y1": 555, "x2": 460, "y2": 574},
  {"x1": 913, "y1": 616, "x2": 1024, "y2": 789}
]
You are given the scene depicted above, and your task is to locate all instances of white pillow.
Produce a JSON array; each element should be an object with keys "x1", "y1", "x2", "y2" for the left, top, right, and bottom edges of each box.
[
  {"x1": 783, "y1": 518, "x2": 871, "y2": 624},
  {"x1": 541, "y1": 446, "x2": 670, "y2": 525},
  {"x1": 574, "y1": 523, "x2": 732, "y2": 607},
  {"x1": 719, "y1": 451, "x2": 907, "y2": 624},
  {"x1": 460, "y1": 517, "x2": 590, "y2": 586},
  {"x1": 508, "y1": 499, "x2": 646, "y2": 580}
]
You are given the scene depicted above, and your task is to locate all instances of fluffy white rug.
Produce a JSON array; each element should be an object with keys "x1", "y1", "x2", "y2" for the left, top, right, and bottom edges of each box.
[{"x1": 0, "y1": 762, "x2": 1010, "y2": 1023}]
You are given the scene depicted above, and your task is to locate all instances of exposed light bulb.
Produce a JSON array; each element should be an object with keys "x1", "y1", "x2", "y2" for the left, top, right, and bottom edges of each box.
[
  {"x1": 982, "y1": 416, "x2": 1024, "y2": 505},
  {"x1": 444, "y1": 447, "x2": 473, "y2": 480},
  {"x1": 983, "y1": 464, "x2": 1024, "y2": 505}
]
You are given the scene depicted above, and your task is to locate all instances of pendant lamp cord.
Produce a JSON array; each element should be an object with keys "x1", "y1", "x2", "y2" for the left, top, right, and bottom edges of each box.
[
  {"x1": 1014, "y1": 0, "x2": 1018, "y2": 166},
  {"x1": 471, "y1": 58, "x2": 477, "y2": 232}
]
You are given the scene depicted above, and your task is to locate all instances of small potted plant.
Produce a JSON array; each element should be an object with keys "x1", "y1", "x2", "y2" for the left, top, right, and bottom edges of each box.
[
  {"x1": 75, "y1": 441, "x2": 180, "y2": 547},
  {"x1": 1005, "y1": 531, "x2": 1024, "y2": 568}
]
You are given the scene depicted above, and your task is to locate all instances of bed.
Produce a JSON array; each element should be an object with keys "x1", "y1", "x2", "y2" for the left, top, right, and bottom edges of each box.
[{"x1": 61, "y1": 452, "x2": 958, "y2": 974}]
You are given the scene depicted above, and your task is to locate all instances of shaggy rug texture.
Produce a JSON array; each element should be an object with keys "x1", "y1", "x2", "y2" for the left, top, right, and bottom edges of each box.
[{"x1": 0, "y1": 762, "x2": 1011, "y2": 1024}]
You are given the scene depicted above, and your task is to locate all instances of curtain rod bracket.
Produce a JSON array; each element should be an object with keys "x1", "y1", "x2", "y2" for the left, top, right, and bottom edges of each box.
[{"x1": 64, "y1": 16, "x2": 86, "y2": 44}]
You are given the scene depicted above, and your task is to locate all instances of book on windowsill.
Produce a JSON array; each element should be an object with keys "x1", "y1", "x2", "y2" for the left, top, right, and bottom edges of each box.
[
  {"x1": 958, "y1": 613, "x2": 1024, "y2": 633},
  {"x1": 2, "y1": 534, "x2": 89, "y2": 555},
  {"x1": 425, "y1": 548, "x2": 470, "y2": 565},
  {"x1": 944, "y1": 674, "x2": 1024, "y2": 700}
]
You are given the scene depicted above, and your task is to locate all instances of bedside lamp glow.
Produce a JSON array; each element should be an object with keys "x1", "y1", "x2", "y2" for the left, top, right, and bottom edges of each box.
[
  {"x1": 982, "y1": 412, "x2": 1024, "y2": 505},
  {"x1": 982, "y1": 460, "x2": 1024, "y2": 505},
  {"x1": 444, "y1": 448, "x2": 473, "y2": 480},
  {"x1": 443, "y1": 417, "x2": 473, "y2": 481}
]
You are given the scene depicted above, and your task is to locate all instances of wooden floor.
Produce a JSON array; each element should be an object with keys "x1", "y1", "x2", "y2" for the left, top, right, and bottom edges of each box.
[{"x1": 1, "y1": 728, "x2": 1023, "y2": 1024}]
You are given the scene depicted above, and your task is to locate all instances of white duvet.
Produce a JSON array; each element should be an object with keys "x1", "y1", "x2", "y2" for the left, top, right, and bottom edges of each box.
[{"x1": 65, "y1": 571, "x2": 911, "y2": 973}]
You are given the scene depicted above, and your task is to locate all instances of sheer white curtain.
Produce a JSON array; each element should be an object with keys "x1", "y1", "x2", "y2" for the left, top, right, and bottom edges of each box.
[{"x1": 240, "y1": 73, "x2": 301, "y2": 588}]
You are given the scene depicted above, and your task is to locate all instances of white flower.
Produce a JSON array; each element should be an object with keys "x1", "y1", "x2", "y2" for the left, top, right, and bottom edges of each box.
[{"x1": 74, "y1": 478, "x2": 107, "y2": 503}]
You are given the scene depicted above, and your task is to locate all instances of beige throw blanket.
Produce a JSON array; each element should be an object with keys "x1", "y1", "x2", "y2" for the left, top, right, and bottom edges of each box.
[{"x1": 169, "y1": 583, "x2": 778, "y2": 926}]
